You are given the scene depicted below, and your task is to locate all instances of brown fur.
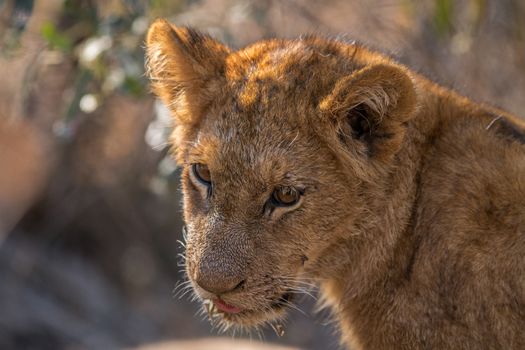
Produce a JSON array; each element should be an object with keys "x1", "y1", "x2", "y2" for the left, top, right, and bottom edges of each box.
[{"x1": 146, "y1": 19, "x2": 525, "y2": 349}]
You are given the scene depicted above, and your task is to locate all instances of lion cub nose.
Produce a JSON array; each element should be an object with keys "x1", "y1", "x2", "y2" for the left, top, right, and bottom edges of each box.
[
  {"x1": 196, "y1": 276, "x2": 245, "y2": 295},
  {"x1": 195, "y1": 259, "x2": 245, "y2": 295}
]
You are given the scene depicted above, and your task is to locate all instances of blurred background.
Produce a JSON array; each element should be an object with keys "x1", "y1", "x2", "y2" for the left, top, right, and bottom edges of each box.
[{"x1": 0, "y1": 0, "x2": 524, "y2": 349}]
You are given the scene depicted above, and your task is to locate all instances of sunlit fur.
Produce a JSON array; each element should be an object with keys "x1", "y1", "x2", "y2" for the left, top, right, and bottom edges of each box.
[{"x1": 147, "y1": 19, "x2": 525, "y2": 349}]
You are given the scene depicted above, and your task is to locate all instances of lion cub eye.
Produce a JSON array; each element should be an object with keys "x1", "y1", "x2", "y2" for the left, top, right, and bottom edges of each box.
[
  {"x1": 192, "y1": 163, "x2": 211, "y2": 185},
  {"x1": 271, "y1": 186, "x2": 301, "y2": 207}
]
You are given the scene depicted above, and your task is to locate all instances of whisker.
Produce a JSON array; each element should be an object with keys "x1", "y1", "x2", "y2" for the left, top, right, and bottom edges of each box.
[
  {"x1": 254, "y1": 325, "x2": 265, "y2": 342},
  {"x1": 182, "y1": 225, "x2": 188, "y2": 242},
  {"x1": 279, "y1": 298, "x2": 308, "y2": 317},
  {"x1": 176, "y1": 285, "x2": 195, "y2": 300},
  {"x1": 176, "y1": 239, "x2": 186, "y2": 248},
  {"x1": 172, "y1": 279, "x2": 192, "y2": 297},
  {"x1": 285, "y1": 288, "x2": 318, "y2": 301}
]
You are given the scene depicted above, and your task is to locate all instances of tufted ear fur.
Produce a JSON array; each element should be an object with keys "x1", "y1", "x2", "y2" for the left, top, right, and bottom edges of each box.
[
  {"x1": 320, "y1": 64, "x2": 417, "y2": 163},
  {"x1": 145, "y1": 19, "x2": 231, "y2": 126}
]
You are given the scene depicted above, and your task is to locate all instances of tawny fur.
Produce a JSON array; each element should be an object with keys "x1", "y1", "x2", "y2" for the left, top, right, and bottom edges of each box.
[{"x1": 146, "y1": 19, "x2": 525, "y2": 349}]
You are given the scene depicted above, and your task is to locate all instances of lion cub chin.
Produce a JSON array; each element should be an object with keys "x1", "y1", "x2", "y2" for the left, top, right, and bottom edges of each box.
[{"x1": 146, "y1": 19, "x2": 525, "y2": 350}]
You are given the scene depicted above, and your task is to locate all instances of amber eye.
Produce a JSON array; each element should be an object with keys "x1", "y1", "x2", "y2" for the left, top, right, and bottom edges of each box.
[
  {"x1": 271, "y1": 186, "x2": 301, "y2": 207},
  {"x1": 192, "y1": 163, "x2": 211, "y2": 185}
]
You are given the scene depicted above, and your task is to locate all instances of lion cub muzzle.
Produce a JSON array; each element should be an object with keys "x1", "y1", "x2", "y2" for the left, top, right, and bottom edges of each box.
[{"x1": 194, "y1": 249, "x2": 246, "y2": 296}]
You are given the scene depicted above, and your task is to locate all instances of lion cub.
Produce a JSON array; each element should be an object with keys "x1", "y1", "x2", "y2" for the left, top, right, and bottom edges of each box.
[{"x1": 146, "y1": 19, "x2": 525, "y2": 350}]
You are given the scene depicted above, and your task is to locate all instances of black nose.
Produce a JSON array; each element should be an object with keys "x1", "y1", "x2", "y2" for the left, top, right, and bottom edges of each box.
[{"x1": 195, "y1": 257, "x2": 245, "y2": 295}]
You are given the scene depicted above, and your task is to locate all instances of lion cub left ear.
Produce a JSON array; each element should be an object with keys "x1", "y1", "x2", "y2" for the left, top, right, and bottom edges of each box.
[
  {"x1": 320, "y1": 64, "x2": 417, "y2": 163},
  {"x1": 145, "y1": 19, "x2": 230, "y2": 126}
]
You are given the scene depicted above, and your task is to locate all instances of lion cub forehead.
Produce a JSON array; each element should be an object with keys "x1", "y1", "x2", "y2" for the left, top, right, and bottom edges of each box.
[
  {"x1": 224, "y1": 39, "x2": 351, "y2": 109},
  {"x1": 190, "y1": 114, "x2": 312, "y2": 183},
  {"x1": 226, "y1": 40, "x2": 312, "y2": 78}
]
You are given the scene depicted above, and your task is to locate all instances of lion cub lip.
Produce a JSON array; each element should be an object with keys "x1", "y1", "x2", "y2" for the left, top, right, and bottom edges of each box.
[{"x1": 213, "y1": 298, "x2": 243, "y2": 314}]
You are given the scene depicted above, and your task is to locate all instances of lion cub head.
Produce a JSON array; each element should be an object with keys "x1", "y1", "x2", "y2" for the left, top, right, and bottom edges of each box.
[{"x1": 146, "y1": 20, "x2": 416, "y2": 331}]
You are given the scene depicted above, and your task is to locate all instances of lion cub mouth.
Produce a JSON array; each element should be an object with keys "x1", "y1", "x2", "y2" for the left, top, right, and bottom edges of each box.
[
  {"x1": 213, "y1": 298, "x2": 243, "y2": 314},
  {"x1": 209, "y1": 290, "x2": 294, "y2": 318}
]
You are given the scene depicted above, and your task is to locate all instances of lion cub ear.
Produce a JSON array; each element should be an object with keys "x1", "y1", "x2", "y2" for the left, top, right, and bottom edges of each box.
[
  {"x1": 320, "y1": 64, "x2": 417, "y2": 162},
  {"x1": 145, "y1": 19, "x2": 230, "y2": 126}
]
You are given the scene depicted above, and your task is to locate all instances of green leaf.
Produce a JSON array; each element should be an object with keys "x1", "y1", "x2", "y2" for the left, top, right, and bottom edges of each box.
[
  {"x1": 122, "y1": 75, "x2": 145, "y2": 97},
  {"x1": 434, "y1": 0, "x2": 453, "y2": 36},
  {"x1": 41, "y1": 21, "x2": 72, "y2": 52}
]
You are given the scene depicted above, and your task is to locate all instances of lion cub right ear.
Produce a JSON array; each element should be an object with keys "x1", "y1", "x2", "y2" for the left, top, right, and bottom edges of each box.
[
  {"x1": 146, "y1": 19, "x2": 230, "y2": 126},
  {"x1": 320, "y1": 64, "x2": 417, "y2": 163}
]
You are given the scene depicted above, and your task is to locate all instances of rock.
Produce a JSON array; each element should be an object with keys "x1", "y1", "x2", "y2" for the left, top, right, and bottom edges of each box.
[{"x1": 130, "y1": 338, "x2": 302, "y2": 350}]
